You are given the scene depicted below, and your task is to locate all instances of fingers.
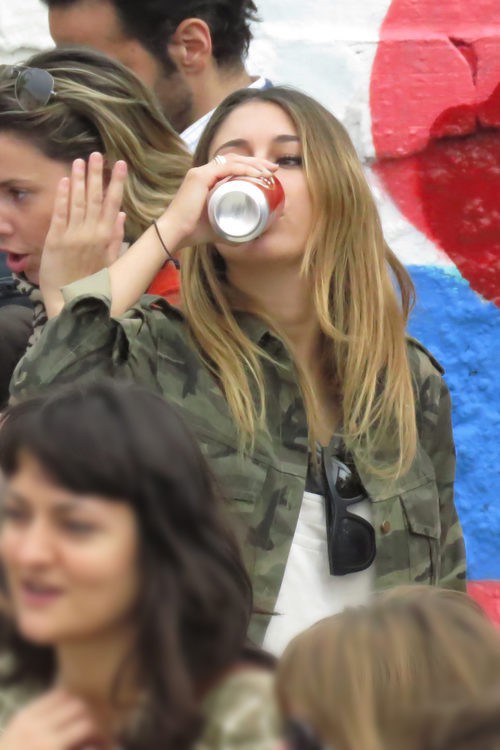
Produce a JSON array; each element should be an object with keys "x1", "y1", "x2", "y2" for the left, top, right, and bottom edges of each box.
[
  {"x1": 46, "y1": 177, "x2": 70, "y2": 241},
  {"x1": 67, "y1": 154, "x2": 126, "y2": 230},
  {"x1": 22, "y1": 689, "x2": 101, "y2": 748},
  {"x1": 212, "y1": 153, "x2": 278, "y2": 172},
  {"x1": 85, "y1": 152, "x2": 104, "y2": 224},
  {"x1": 56, "y1": 714, "x2": 101, "y2": 749},
  {"x1": 68, "y1": 158, "x2": 87, "y2": 227},
  {"x1": 22, "y1": 687, "x2": 83, "y2": 719},
  {"x1": 205, "y1": 153, "x2": 278, "y2": 188},
  {"x1": 101, "y1": 160, "x2": 127, "y2": 227}
]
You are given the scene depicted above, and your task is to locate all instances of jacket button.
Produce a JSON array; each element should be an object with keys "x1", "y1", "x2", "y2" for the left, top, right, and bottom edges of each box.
[{"x1": 380, "y1": 520, "x2": 392, "y2": 534}]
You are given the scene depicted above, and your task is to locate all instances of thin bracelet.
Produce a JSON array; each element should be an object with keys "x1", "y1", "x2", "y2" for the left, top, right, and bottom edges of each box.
[{"x1": 152, "y1": 220, "x2": 180, "y2": 270}]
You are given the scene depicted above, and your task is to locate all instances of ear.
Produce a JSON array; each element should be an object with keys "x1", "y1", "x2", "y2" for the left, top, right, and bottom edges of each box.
[{"x1": 167, "y1": 18, "x2": 213, "y2": 75}]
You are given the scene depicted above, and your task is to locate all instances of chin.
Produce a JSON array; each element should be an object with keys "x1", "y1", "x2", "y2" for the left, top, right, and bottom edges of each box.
[
  {"x1": 219, "y1": 237, "x2": 286, "y2": 263},
  {"x1": 18, "y1": 624, "x2": 60, "y2": 645},
  {"x1": 17, "y1": 615, "x2": 73, "y2": 646}
]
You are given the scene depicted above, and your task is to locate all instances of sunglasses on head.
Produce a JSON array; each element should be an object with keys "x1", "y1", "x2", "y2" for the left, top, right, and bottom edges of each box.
[
  {"x1": 3, "y1": 66, "x2": 56, "y2": 111},
  {"x1": 320, "y1": 444, "x2": 376, "y2": 576}
]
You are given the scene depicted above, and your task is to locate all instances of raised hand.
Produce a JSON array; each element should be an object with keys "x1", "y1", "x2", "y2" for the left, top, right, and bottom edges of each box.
[
  {"x1": 156, "y1": 152, "x2": 279, "y2": 252},
  {"x1": 103, "y1": 152, "x2": 278, "y2": 318},
  {"x1": 0, "y1": 688, "x2": 103, "y2": 750},
  {"x1": 39, "y1": 152, "x2": 127, "y2": 318}
]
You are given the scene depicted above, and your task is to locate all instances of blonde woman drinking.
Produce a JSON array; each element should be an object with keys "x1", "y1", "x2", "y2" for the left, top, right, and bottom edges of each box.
[{"x1": 10, "y1": 86, "x2": 466, "y2": 653}]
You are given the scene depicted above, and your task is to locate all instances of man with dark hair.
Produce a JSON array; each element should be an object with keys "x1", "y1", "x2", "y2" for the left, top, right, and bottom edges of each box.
[{"x1": 42, "y1": 0, "x2": 271, "y2": 150}]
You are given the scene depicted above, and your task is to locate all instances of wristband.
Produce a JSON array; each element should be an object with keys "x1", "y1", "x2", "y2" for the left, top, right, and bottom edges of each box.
[{"x1": 152, "y1": 220, "x2": 180, "y2": 270}]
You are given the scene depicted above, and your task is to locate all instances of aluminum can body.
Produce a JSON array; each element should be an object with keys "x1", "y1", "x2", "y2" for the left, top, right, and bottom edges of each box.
[{"x1": 208, "y1": 175, "x2": 285, "y2": 243}]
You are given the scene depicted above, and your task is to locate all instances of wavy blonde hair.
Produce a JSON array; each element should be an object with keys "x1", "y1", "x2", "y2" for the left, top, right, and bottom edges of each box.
[
  {"x1": 182, "y1": 86, "x2": 416, "y2": 477},
  {"x1": 276, "y1": 586, "x2": 500, "y2": 750},
  {"x1": 0, "y1": 47, "x2": 191, "y2": 241}
]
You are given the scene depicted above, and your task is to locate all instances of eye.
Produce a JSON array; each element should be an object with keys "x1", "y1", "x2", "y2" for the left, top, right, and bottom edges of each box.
[
  {"x1": 61, "y1": 520, "x2": 96, "y2": 536},
  {"x1": 276, "y1": 155, "x2": 303, "y2": 168},
  {"x1": 1, "y1": 506, "x2": 30, "y2": 525},
  {"x1": 9, "y1": 188, "x2": 29, "y2": 202}
]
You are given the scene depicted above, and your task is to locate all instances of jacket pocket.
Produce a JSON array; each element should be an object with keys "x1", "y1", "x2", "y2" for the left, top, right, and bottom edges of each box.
[
  {"x1": 400, "y1": 481, "x2": 441, "y2": 584},
  {"x1": 372, "y1": 479, "x2": 441, "y2": 586}
]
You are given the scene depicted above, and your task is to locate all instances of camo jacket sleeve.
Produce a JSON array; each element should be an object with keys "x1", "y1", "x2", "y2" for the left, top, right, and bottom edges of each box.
[
  {"x1": 408, "y1": 339, "x2": 467, "y2": 590},
  {"x1": 9, "y1": 270, "x2": 162, "y2": 400},
  {"x1": 197, "y1": 670, "x2": 280, "y2": 750}
]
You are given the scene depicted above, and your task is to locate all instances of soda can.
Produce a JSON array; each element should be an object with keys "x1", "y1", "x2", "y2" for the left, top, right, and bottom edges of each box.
[{"x1": 208, "y1": 174, "x2": 285, "y2": 243}]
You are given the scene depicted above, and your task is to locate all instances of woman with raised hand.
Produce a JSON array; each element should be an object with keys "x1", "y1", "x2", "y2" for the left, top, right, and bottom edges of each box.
[
  {"x1": 0, "y1": 46, "x2": 190, "y2": 351},
  {"x1": 10, "y1": 86, "x2": 466, "y2": 652},
  {"x1": 0, "y1": 381, "x2": 278, "y2": 750}
]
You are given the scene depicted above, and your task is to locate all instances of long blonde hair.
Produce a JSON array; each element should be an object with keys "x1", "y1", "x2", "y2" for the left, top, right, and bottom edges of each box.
[
  {"x1": 276, "y1": 586, "x2": 500, "y2": 750},
  {"x1": 0, "y1": 47, "x2": 191, "y2": 241},
  {"x1": 182, "y1": 86, "x2": 416, "y2": 477}
]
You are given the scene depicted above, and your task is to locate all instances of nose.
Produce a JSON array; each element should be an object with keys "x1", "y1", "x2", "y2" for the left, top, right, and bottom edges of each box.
[
  {"x1": 14, "y1": 520, "x2": 56, "y2": 567},
  {"x1": 0, "y1": 206, "x2": 14, "y2": 238}
]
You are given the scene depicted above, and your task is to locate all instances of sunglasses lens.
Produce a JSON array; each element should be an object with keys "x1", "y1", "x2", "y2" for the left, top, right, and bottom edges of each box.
[
  {"x1": 335, "y1": 461, "x2": 365, "y2": 499},
  {"x1": 337, "y1": 516, "x2": 375, "y2": 568},
  {"x1": 15, "y1": 68, "x2": 53, "y2": 110},
  {"x1": 322, "y1": 448, "x2": 376, "y2": 575}
]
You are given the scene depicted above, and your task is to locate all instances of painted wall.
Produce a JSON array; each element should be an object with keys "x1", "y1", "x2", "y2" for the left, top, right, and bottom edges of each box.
[{"x1": 1, "y1": 0, "x2": 499, "y2": 603}]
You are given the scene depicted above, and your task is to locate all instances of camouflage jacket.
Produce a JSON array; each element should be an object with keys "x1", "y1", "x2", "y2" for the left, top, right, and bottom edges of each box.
[
  {"x1": 0, "y1": 667, "x2": 279, "y2": 749},
  {"x1": 10, "y1": 271, "x2": 466, "y2": 644}
]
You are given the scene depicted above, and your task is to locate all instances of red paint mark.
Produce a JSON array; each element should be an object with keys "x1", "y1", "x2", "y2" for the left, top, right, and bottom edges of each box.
[
  {"x1": 370, "y1": 0, "x2": 500, "y2": 305},
  {"x1": 468, "y1": 581, "x2": 500, "y2": 625}
]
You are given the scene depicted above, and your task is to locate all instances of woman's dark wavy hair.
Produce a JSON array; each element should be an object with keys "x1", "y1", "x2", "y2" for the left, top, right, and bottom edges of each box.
[{"x1": 0, "y1": 381, "x2": 254, "y2": 749}]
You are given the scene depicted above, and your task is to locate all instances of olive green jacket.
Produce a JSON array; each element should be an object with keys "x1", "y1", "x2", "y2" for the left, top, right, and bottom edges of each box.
[
  {"x1": 10, "y1": 271, "x2": 466, "y2": 643},
  {"x1": 0, "y1": 668, "x2": 279, "y2": 749}
]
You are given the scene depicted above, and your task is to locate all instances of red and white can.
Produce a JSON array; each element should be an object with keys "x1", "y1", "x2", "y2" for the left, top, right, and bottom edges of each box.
[{"x1": 208, "y1": 174, "x2": 285, "y2": 243}]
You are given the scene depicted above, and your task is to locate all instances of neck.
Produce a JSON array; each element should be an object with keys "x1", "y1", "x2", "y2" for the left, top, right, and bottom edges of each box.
[
  {"x1": 191, "y1": 65, "x2": 255, "y2": 122},
  {"x1": 56, "y1": 624, "x2": 139, "y2": 730},
  {"x1": 229, "y1": 262, "x2": 321, "y2": 365},
  {"x1": 229, "y1": 262, "x2": 340, "y2": 444}
]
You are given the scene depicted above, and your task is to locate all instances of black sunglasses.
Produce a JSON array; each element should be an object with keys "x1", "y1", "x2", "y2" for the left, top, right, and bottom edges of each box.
[
  {"x1": 284, "y1": 719, "x2": 324, "y2": 750},
  {"x1": 5, "y1": 66, "x2": 56, "y2": 111},
  {"x1": 321, "y1": 444, "x2": 376, "y2": 576}
]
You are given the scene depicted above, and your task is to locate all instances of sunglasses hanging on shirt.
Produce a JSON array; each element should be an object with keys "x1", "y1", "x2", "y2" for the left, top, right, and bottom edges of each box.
[{"x1": 320, "y1": 443, "x2": 376, "y2": 576}]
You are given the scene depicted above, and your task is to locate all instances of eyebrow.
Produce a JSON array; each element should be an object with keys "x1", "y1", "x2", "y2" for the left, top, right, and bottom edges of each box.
[
  {"x1": 5, "y1": 489, "x2": 84, "y2": 514},
  {"x1": 213, "y1": 134, "x2": 300, "y2": 155},
  {"x1": 0, "y1": 179, "x2": 34, "y2": 188}
]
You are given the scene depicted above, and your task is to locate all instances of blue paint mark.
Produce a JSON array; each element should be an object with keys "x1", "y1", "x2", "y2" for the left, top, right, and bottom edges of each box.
[{"x1": 407, "y1": 265, "x2": 500, "y2": 581}]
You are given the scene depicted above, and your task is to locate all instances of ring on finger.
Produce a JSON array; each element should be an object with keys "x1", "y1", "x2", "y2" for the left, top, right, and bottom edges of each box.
[{"x1": 213, "y1": 154, "x2": 226, "y2": 166}]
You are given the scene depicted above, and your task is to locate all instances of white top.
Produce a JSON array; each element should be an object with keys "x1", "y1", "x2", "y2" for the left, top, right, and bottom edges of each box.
[
  {"x1": 181, "y1": 77, "x2": 270, "y2": 152},
  {"x1": 263, "y1": 491, "x2": 374, "y2": 656}
]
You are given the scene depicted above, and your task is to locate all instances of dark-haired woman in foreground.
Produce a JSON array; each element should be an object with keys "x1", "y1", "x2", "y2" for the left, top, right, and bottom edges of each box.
[{"x1": 0, "y1": 382, "x2": 278, "y2": 749}]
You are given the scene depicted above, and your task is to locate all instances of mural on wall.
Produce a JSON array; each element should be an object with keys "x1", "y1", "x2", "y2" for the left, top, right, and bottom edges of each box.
[
  {"x1": 372, "y1": 0, "x2": 500, "y2": 305},
  {"x1": 370, "y1": 0, "x2": 500, "y2": 616}
]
